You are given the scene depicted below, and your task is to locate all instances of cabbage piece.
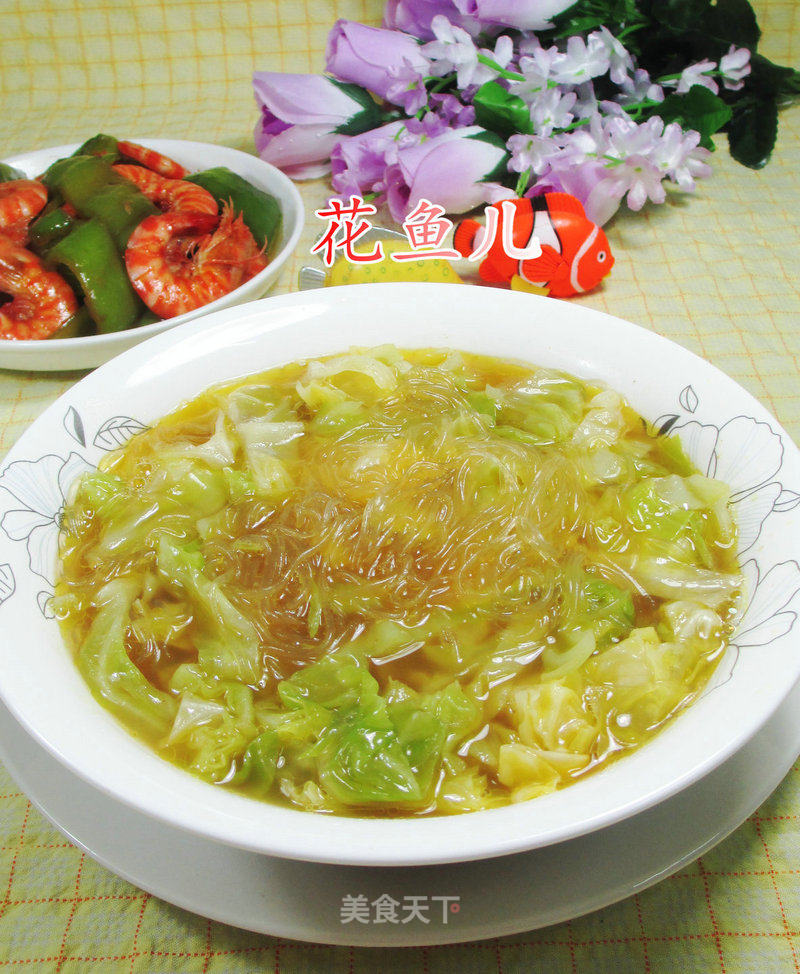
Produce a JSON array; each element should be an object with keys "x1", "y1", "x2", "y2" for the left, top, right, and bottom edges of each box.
[
  {"x1": 156, "y1": 535, "x2": 262, "y2": 684},
  {"x1": 72, "y1": 469, "x2": 128, "y2": 518},
  {"x1": 627, "y1": 555, "x2": 740, "y2": 609},
  {"x1": 236, "y1": 418, "x2": 304, "y2": 451},
  {"x1": 160, "y1": 412, "x2": 236, "y2": 467},
  {"x1": 166, "y1": 684, "x2": 260, "y2": 782},
  {"x1": 542, "y1": 630, "x2": 596, "y2": 680},
  {"x1": 96, "y1": 494, "x2": 192, "y2": 556},
  {"x1": 661, "y1": 600, "x2": 724, "y2": 643},
  {"x1": 318, "y1": 717, "x2": 422, "y2": 805},
  {"x1": 230, "y1": 730, "x2": 281, "y2": 793},
  {"x1": 586, "y1": 627, "x2": 702, "y2": 738},
  {"x1": 470, "y1": 614, "x2": 546, "y2": 696},
  {"x1": 389, "y1": 682, "x2": 482, "y2": 794},
  {"x1": 559, "y1": 572, "x2": 635, "y2": 647},
  {"x1": 625, "y1": 473, "x2": 734, "y2": 566},
  {"x1": 310, "y1": 400, "x2": 369, "y2": 436},
  {"x1": 436, "y1": 758, "x2": 495, "y2": 813},
  {"x1": 165, "y1": 465, "x2": 228, "y2": 517},
  {"x1": 222, "y1": 467, "x2": 259, "y2": 503},
  {"x1": 296, "y1": 349, "x2": 401, "y2": 412},
  {"x1": 511, "y1": 683, "x2": 598, "y2": 755},
  {"x1": 494, "y1": 370, "x2": 587, "y2": 445},
  {"x1": 221, "y1": 384, "x2": 295, "y2": 424},
  {"x1": 497, "y1": 743, "x2": 562, "y2": 796},
  {"x1": 571, "y1": 390, "x2": 629, "y2": 449},
  {"x1": 77, "y1": 578, "x2": 176, "y2": 737},
  {"x1": 277, "y1": 656, "x2": 425, "y2": 806}
]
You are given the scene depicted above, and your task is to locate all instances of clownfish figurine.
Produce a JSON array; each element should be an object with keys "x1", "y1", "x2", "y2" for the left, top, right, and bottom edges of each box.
[{"x1": 454, "y1": 193, "x2": 614, "y2": 297}]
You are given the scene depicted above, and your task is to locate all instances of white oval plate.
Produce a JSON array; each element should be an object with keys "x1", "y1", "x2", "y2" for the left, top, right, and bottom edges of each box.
[
  {"x1": 0, "y1": 283, "x2": 799, "y2": 867},
  {"x1": 0, "y1": 139, "x2": 304, "y2": 371}
]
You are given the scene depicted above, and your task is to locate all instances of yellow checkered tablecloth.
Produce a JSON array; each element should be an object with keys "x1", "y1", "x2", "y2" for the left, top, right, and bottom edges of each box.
[{"x1": 1, "y1": 1, "x2": 799, "y2": 970}]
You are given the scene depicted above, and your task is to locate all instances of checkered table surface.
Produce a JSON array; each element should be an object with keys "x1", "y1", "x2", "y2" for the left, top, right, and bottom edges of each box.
[{"x1": 1, "y1": 1, "x2": 799, "y2": 970}]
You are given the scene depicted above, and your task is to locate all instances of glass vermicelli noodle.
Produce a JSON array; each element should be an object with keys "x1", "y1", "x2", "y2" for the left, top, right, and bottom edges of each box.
[{"x1": 55, "y1": 346, "x2": 741, "y2": 815}]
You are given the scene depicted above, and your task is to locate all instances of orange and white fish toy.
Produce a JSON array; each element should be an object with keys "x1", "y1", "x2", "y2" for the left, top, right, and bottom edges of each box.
[{"x1": 454, "y1": 193, "x2": 614, "y2": 297}]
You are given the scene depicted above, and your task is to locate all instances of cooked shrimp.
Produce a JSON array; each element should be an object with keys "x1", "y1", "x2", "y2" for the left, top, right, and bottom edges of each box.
[
  {"x1": 0, "y1": 180, "x2": 48, "y2": 244},
  {"x1": 112, "y1": 164, "x2": 218, "y2": 216},
  {"x1": 124, "y1": 208, "x2": 253, "y2": 318},
  {"x1": 117, "y1": 140, "x2": 189, "y2": 180},
  {"x1": 0, "y1": 235, "x2": 78, "y2": 340}
]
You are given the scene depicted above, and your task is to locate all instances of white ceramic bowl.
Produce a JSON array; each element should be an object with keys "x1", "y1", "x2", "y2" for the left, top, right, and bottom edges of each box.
[
  {"x1": 1, "y1": 284, "x2": 799, "y2": 867},
  {"x1": 0, "y1": 139, "x2": 304, "y2": 371}
]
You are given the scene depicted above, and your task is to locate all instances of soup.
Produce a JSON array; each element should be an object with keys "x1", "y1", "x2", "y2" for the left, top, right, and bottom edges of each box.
[{"x1": 55, "y1": 346, "x2": 741, "y2": 815}]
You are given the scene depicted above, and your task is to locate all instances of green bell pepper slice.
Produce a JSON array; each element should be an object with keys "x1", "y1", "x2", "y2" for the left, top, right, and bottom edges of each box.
[
  {"x1": 186, "y1": 166, "x2": 282, "y2": 253},
  {"x1": 0, "y1": 162, "x2": 25, "y2": 183},
  {"x1": 41, "y1": 155, "x2": 157, "y2": 250},
  {"x1": 46, "y1": 220, "x2": 142, "y2": 333},
  {"x1": 28, "y1": 207, "x2": 76, "y2": 251},
  {"x1": 73, "y1": 133, "x2": 121, "y2": 164},
  {"x1": 47, "y1": 306, "x2": 95, "y2": 340}
]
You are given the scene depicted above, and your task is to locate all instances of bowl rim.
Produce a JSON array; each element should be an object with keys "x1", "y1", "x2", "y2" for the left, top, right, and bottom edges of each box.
[
  {"x1": 0, "y1": 138, "x2": 304, "y2": 362},
  {"x1": 1, "y1": 282, "x2": 799, "y2": 867}
]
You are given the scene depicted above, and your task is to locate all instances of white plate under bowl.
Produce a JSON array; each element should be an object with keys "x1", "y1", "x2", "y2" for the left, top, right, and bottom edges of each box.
[
  {"x1": 0, "y1": 284, "x2": 799, "y2": 868},
  {"x1": 1, "y1": 671, "x2": 798, "y2": 945},
  {"x1": 0, "y1": 139, "x2": 304, "y2": 371}
]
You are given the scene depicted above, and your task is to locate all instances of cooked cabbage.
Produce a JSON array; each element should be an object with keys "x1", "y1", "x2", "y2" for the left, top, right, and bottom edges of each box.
[{"x1": 55, "y1": 347, "x2": 741, "y2": 815}]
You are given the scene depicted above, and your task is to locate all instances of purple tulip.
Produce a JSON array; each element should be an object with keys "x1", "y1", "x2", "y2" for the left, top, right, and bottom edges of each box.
[
  {"x1": 253, "y1": 72, "x2": 384, "y2": 178},
  {"x1": 453, "y1": 0, "x2": 579, "y2": 31},
  {"x1": 383, "y1": 0, "x2": 480, "y2": 40},
  {"x1": 531, "y1": 162, "x2": 625, "y2": 227},
  {"x1": 384, "y1": 125, "x2": 513, "y2": 221},
  {"x1": 326, "y1": 20, "x2": 431, "y2": 113}
]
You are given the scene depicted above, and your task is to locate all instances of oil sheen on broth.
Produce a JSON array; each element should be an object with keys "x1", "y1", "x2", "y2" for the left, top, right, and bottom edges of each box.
[{"x1": 55, "y1": 347, "x2": 741, "y2": 816}]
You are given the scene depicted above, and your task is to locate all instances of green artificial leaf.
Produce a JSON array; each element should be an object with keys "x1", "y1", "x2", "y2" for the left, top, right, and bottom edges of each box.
[
  {"x1": 647, "y1": 0, "x2": 712, "y2": 32},
  {"x1": 727, "y1": 97, "x2": 779, "y2": 168},
  {"x1": 656, "y1": 86, "x2": 733, "y2": 149},
  {"x1": 701, "y1": 0, "x2": 760, "y2": 50},
  {"x1": 473, "y1": 81, "x2": 533, "y2": 138},
  {"x1": 746, "y1": 52, "x2": 800, "y2": 102},
  {"x1": 551, "y1": 0, "x2": 642, "y2": 39},
  {"x1": 331, "y1": 80, "x2": 390, "y2": 136},
  {"x1": 464, "y1": 129, "x2": 512, "y2": 183}
]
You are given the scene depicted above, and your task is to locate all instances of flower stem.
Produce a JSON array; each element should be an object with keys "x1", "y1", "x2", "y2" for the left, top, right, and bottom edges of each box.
[
  {"x1": 476, "y1": 53, "x2": 525, "y2": 83},
  {"x1": 515, "y1": 168, "x2": 532, "y2": 196}
]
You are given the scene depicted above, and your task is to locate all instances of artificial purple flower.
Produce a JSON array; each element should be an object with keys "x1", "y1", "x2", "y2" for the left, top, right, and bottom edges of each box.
[
  {"x1": 510, "y1": 45, "x2": 562, "y2": 100},
  {"x1": 424, "y1": 17, "x2": 515, "y2": 88},
  {"x1": 423, "y1": 16, "x2": 482, "y2": 87},
  {"x1": 430, "y1": 92, "x2": 476, "y2": 127},
  {"x1": 720, "y1": 45, "x2": 751, "y2": 90},
  {"x1": 650, "y1": 122, "x2": 712, "y2": 191},
  {"x1": 572, "y1": 81, "x2": 600, "y2": 119},
  {"x1": 384, "y1": 125, "x2": 513, "y2": 221},
  {"x1": 591, "y1": 27, "x2": 634, "y2": 86},
  {"x1": 253, "y1": 72, "x2": 384, "y2": 177},
  {"x1": 405, "y1": 112, "x2": 451, "y2": 137},
  {"x1": 529, "y1": 88, "x2": 577, "y2": 137},
  {"x1": 602, "y1": 115, "x2": 673, "y2": 209},
  {"x1": 617, "y1": 68, "x2": 664, "y2": 106},
  {"x1": 549, "y1": 34, "x2": 611, "y2": 85},
  {"x1": 675, "y1": 60, "x2": 719, "y2": 95},
  {"x1": 330, "y1": 120, "x2": 413, "y2": 203},
  {"x1": 383, "y1": 0, "x2": 480, "y2": 39},
  {"x1": 507, "y1": 133, "x2": 562, "y2": 175},
  {"x1": 452, "y1": 0, "x2": 578, "y2": 31},
  {"x1": 326, "y1": 20, "x2": 431, "y2": 113}
]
